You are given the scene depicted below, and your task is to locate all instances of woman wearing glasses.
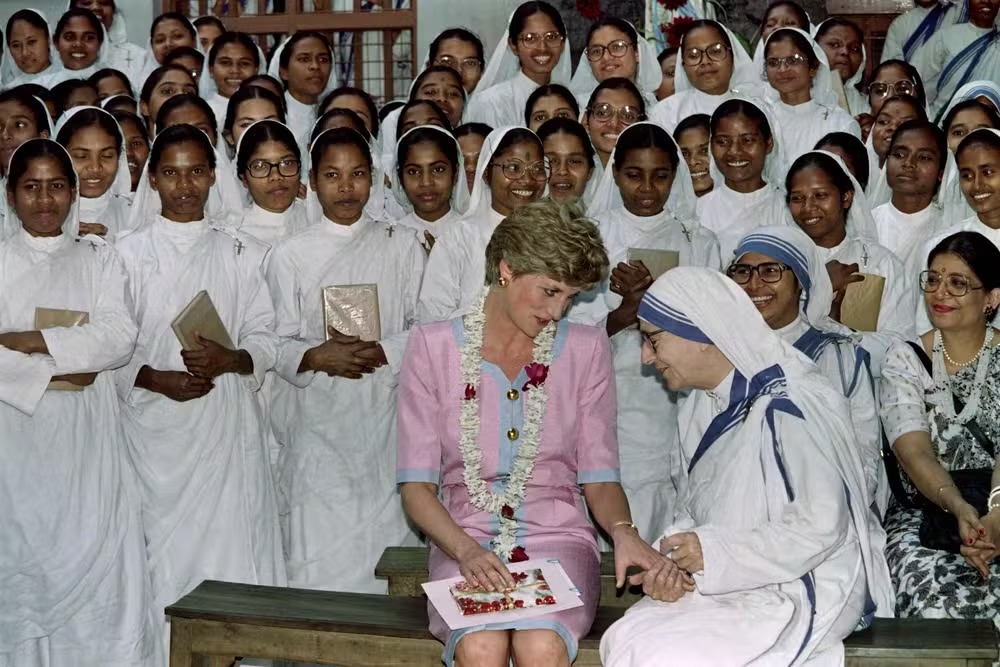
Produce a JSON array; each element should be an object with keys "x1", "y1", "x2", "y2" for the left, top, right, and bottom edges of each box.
[
  {"x1": 649, "y1": 20, "x2": 765, "y2": 133},
  {"x1": 864, "y1": 61, "x2": 927, "y2": 137},
  {"x1": 881, "y1": 231, "x2": 1000, "y2": 618},
  {"x1": 583, "y1": 78, "x2": 647, "y2": 168},
  {"x1": 426, "y1": 28, "x2": 485, "y2": 96},
  {"x1": 568, "y1": 18, "x2": 662, "y2": 112},
  {"x1": 418, "y1": 126, "x2": 548, "y2": 323},
  {"x1": 464, "y1": 1, "x2": 572, "y2": 130},
  {"x1": 761, "y1": 28, "x2": 860, "y2": 174}
]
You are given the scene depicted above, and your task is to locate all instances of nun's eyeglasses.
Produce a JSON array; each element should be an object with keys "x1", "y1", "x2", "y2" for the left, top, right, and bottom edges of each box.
[
  {"x1": 681, "y1": 42, "x2": 729, "y2": 66},
  {"x1": 247, "y1": 158, "x2": 301, "y2": 179},
  {"x1": 920, "y1": 270, "x2": 984, "y2": 297},
  {"x1": 868, "y1": 80, "x2": 917, "y2": 99},
  {"x1": 491, "y1": 159, "x2": 550, "y2": 181},
  {"x1": 726, "y1": 262, "x2": 790, "y2": 284}
]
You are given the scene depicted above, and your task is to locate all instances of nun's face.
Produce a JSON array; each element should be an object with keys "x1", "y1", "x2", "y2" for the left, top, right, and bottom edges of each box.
[
  {"x1": 74, "y1": 0, "x2": 115, "y2": 30},
  {"x1": 399, "y1": 104, "x2": 447, "y2": 134},
  {"x1": 886, "y1": 127, "x2": 942, "y2": 198},
  {"x1": 8, "y1": 18, "x2": 51, "y2": 75},
  {"x1": 311, "y1": 143, "x2": 372, "y2": 226},
  {"x1": 225, "y1": 98, "x2": 281, "y2": 149},
  {"x1": 509, "y1": 12, "x2": 565, "y2": 81},
  {"x1": 280, "y1": 37, "x2": 333, "y2": 103},
  {"x1": 680, "y1": 26, "x2": 733, "y2": 96},
  {"x1": 957, "y1": 143, "x2": 1000, "y2": 221},
  {"x1": 160, "y1": 105, "x2": 217, "y2": 148},
  {"x1": 655, "y1": 53, "x2": 676, "y2": 100},
  {"x1": 95, "y1": 75, "x2": 130, "y2": 100},
  {"x1": 871, "y1": 98, "x2": 922, "y2": 161},
  {"x1": 415, "y1": 71, "x2": 465, "y2": 128},
  {"x1": 585, "y1": 88, "x2": 643, "y2": 159},
  {"x1": 764, "y1": 38, "x2": 816, "y2": 101},
  {"x1": 0, "y1": 100, "x2": 46, "y2": 177},
  {"x1": 431, "y1": 37, "x2": 482, "y2": 93},
  {"x1": 152, "y1": 19, "x2": 195, "y2": 65},
  {"x1": 528, "y1": 94, "x2": 576, "y2": 132},
  {"x1": 788, "y1": 164, "x2": 852, "y2": 248},
  {"x1": 242, "y1": 139, "x2": 299, "y2": 214},
  {"x1": 66, "y1": 124, "x2": 119, "y2": 199},
  {"x1": 639, "y1": 324, "x2": 733, "y2": 391},
  {"x1": 543, "y1": 130, "x2": 593, "y2": 203},
  {"x1": 484, "y1": 140, "x2": 545, "y2": 217},
  {"x1": 457, "y1": 132, "x2": 484, "y2": 194},
  {"x1": 198, "y1": 22, "x2": 224, "y2": 54},
  {"x1": 143, "y1": 70, "x2": 197, "y2": 129},
  {"x1": 710, "y1": 112, "x2": 772, "y2": 192},
  {"x1": 816, "y1": 25, "x2": 863, "y2": 84},
  {"x1": 8, "y1": 155, "x2": 75, "y2": 238},
  {"x1": 149, "y1": 140, "x2": 215, "y2": 223},
  {"x1": 613, "y1": 146, "x2": 675, "y2": 217},
  {"x1": 587, "y1": 25, "x2": 638, "y2": 84},
  {"x1": 730, "y1": 251, "x2": 802, "y2": 330},
  {"x1": 120, "y1": 120, "x2": 148, "y2": 192},
  {"x1": 57, "y1": 16, "x2": 102, "y2": 71},
  {"x1": 212, "y1": 42, "x2": 258, "y2": 98},
  {"x1": 762, "y1": 5, "x2": 806, "y2": 42},
  {"x1": 947, "y1": 107, "x2": 995, "y2": 154},
  {"x1": 324, "y1": 94, "x2": 373, "y2": 133},
  {"x1": 675, "y1": 126, "x2": 713, "y2": 196},
  {"x1": 400, "y1": 139, "x2": 456, "y2": 221}
]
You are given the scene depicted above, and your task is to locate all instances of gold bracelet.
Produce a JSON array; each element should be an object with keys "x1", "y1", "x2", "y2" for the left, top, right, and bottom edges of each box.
[
  {"x1": 937, "y1": 483, "x2": 957, "y2": 512},
  {"x1": 611, "y1": 520, "x2": 637, "y2": 531}
]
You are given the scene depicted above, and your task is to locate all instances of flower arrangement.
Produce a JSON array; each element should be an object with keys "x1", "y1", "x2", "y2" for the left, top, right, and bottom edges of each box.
[
  {"x1": 663, "y1": 15, "x2": 696, "y2": 48},
  {"x1": 575, "y1": 0, "x2": 604, "y2": 21}
]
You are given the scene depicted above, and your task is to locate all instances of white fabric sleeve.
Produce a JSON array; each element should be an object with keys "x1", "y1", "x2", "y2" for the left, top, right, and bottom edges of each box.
[
  {"x1": 235, "y1": 261, "x2": 278, "y2": 392},
  {"x1": 879, "y1": 340, "x2": 932, "y2": 444},
  {"x1": 911, "y1": 31, "x2": 947, "y2": 107},
  {"x1": 416, "y1": 227, "x2": 466, "y2": 324},
  {"x1": 0, "y1": 348, "x2": 54, "y2": 415},
  {"x1": 381, "y1": 236, "x2": 427, "y2": 375},
  {"x1": 265, "y1": 243, "x2": 320, "y2": 388}
]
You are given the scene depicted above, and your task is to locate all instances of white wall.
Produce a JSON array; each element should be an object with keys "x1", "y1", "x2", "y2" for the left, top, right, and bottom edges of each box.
[
  {"x1": 416, "y1": 0, "x2": 522, "y2": 65},
  {"x1": 0, "y1": 0, "x2": 157, "y2": 44}
]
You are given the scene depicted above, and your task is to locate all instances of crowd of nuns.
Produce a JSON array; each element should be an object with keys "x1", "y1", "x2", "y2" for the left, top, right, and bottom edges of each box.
[{"x1": 3, "y1": 0, "x2": 1000, "y2": 664}]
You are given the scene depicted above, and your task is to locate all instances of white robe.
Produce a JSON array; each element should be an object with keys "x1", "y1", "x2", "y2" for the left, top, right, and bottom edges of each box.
[
  {"x1": 106, "y1": 42, "x2": 147, "y2": 93},
  {"x1": 872, "y1": 200, "x2": 943, "y2": 276},
  {"x1": 649, "y1": 89, "x2": 736, "y2": 133},
  {"x1": 696, "y1": 182, "x2": 792, "y2": 264},
  {"x1": 265, "y1": 215, "x2": 425, "y2": 593},
  {"x1": 0, "y1": 231, "x2": 157, "y2": 665},
  {"x1": 285, "y1": 92, "x2": 318, "y2": 152},
  {"x1": 237, "y1": 200, "x2": 312, "y2": 250},
  {"x1": 912, "y1": 23, "x2": 1000, "y2": 118},
  {"x1": 396, "y1": 208, "x2": 461, "y2": 245},
  {"x1": 817, "y1": 237, "x2": 915, "y2": 378},
  {"x1": 465, "y1": 71, "x2": 539, "y2": 129},
  {"x1": 881, "y1": 4, "x2": 961, "y2": 63},
  {"x1": 568, "y1": 208, "x2": 720, "y2": 544},
  {"x1": 766, "y1": 98, "x2": 861, "y2": 174},
  {"x1": 79, "y1": 190, "x2": 133, "y2": 242},
  {"x1": 115, "y1": 217, "x2": 286, "y2": 637},
  {"x1": 207, "y1": 92, "x2": 231, "y2": 136},
  {"x1": 601, "y1": 368, "x2": 871, "y2": 667}
]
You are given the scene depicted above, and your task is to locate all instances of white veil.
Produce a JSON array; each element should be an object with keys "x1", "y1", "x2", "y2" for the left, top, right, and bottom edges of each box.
[
  {"x1": 4, "y1": 138, "x2": 82, "y2": 238},
  {"x1": 474, "y1": 6, "x2": 573, "y2": 93},
  {"x1": 391, "y1": 123, "x2": 470, "y2": 215},
  {"x1": 568, "y1": 20, "x2": 662, "y2": 100},
  {"x1": 761, "y1": 27, "x2": 840, "y2": 110},
  {"x1": 1, "y1": 10, "x2": 60, "y2": 90}
]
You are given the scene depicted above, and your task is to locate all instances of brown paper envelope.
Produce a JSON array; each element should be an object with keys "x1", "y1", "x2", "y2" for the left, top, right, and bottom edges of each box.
[
  {"x1": 323, "y1": 284, "x2": 381, "y2": 342},
  {"x1": 627, "y1": 248, "x2": 680, "y2": 281},
  {"x1": 171, "y1": 291, "x2": 235, "y2": 351},
  {"x1": 34, "y1": 307, "x2": 90, "y2": 391},
  {"x1": 840, "y1": 273, "x2": 886, "y2": 332}
]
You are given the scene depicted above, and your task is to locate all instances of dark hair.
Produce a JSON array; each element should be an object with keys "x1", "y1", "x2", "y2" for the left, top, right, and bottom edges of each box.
[
  {"x1": 310, "y1": 108, "x2": 371, "y2": 145},
  {"x1": 150, "y1": 12, "x2": 196, "y2": 42},
  {"x1": 379, "y1": 100, "x2": 405, "y2": 122},
  {"x1": 139, "y1": 64, "x2": 195, "y2": 106},
  {"x1": 492, "y1": 127, "x2": 543, "y2": 165},
  {"x1": 613, "y1": 123, "x2": 680, "y2": 172},
  {"x1": 6, "y1": 138, "x2": 77, "y2": 192},
  {"x1": 148, "y1": 123, "x2": 216, "y2": 172},
  {"x1": 536, "y1": 117, "x2": 596, "y2": 169},
  {"x1": 50, "y1": 80, "x2": 98, "y2": 116},
  {"x1": 236, "y1": 119, "x2": 300, "y2": 178},
  {"x1": 193, "y1": 15, "x2": 225, "y2": 32},
  {"x1": 111, "y1": 109, "x2": 149, "y2": 145},
  {"x1": 943, "y1": 100, "x2": 1000, "y2": 136},
  {"x1": 409, "y1": 65, "x2": 465, "y2": 102},
  {"x1": 814, "y1": 132, "x2": 869, "y2": 190},
  {"x1": 0, "y1": 87, "x2": 52, "y2": 135},
  {"x1": 681, "y1": 20, "x2": 732, "y2": 51},
  {"x1": 89, "y1": 68, "x2": 132, "y2": 93},
  {"x1": 876, "y1": 94, "x2": 928, "y2": 124},
  {"x1": 428, "y1": 27, "x2": 484, "y2": 66},
  {"x1": 278, "y1": 31, "x2": 332, "y2": 71},
  {"x1": 928, "y1": 232, "x2": 1000, "y2": 319},
  {"x1": 6, "y1": 10, "x2": 49, "y2": 44},
  {"x1": 710, "y1": 99, "x2": 772, "y2": 141},
  {"x1": 223, "y1": 85, "x2": 285, "y2": 136},
  {"x1": 319, "y1": 86, "x2": 380, "y2": 139},
  {"x1": 454, "y1": 122, "x2": 493, "y2": 140},
  {"x1": 163, "y1": 46, "x2": 204, "y2": 69},
  {"x1": 103, "y1": 95, "x2": 137, "y2": 113},
  {"x1": 208, "y1": 31, "x2": 260, "y2": 69},
  {"x1": 657, "y1": 46, "x2": 678, "y2": 64},
  {"x1": 765, "y1": 28, "x2": 820, "y2": 69},
  {"x1": 585, "y1": 16, "x2": 638, "y2": 47},
  {"x1": 55, "y1": 107, "x2": 123, "y2": 155},
  {"x1": 761, "y1": 1, "x2": 809, "y2": 30},
  {"x1": 508, "y1": 1, "x2": 566, "y2": 43},
  {"x1": 814, "y1": 18, "x2": 864, "y2": 45},
  {"x1": 786, "y1": 151, "x2": 854, "y2": 208},
  {"x1": 398, "y1": 99, "x2": 452, "y2": 132},
  {"x1": 396, "y1": 125, "x2": 460, "y2": 179},
  {"x1": 524, "y1": 83, "x2": 579, "y2": 126},
  {"x1": 310, "y1": 127, "x2": 373, "y2": 173},
  {"x1": 585, "y1": 77, "x2": 646, "y2": 117},
  {"x1": 956, "y1": 126, "x2": 1000, "y2": 161},
  {"x1": 673, "y1": 113, "x2": 711, "y2": 142},
  {"x1": 889, "y1": 119, "x2": 948, "y2": 180},
  {"x1": 155, "y1": 93, "x2": 217, "y2": 138},
  {"x1": 870, "y1": 59, "x2": 926, "y2": 109},
  {"x1": 54, "y1": 8, "x2": 104, "y2": 43}
]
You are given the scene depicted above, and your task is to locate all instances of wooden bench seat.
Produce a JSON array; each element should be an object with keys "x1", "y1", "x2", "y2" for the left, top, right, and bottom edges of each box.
[{"x1": 167, "y1": 579, "x2": 998, "y2": 667}]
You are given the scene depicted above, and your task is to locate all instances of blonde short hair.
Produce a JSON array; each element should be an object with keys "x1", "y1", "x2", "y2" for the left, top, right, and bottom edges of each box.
[{"x1": 484, "y1": 199, "x2": 609, "y2": 290}]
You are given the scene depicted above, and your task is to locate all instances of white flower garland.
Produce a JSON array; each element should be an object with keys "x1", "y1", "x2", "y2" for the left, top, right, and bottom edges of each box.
[{"x1": 459, "y1": 286, "x2": 555, "y2": 560}]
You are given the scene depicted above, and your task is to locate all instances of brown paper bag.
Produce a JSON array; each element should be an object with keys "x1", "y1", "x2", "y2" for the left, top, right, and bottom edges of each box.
[
  {"x1": 170, "y1": 291, "x2": 235, "y2": 351},
  {"x1": 840, "y1": 273, "x2": 885, "y2": 332},
  {"x1": 627, "y1": 248, "x2": 680, "y2": 281},
  {"x1": 34, "y1": 307, "x2": 89, "y2": 391},
  {"x1": 323, "y1": 284, "x2": 381, "y2": 342}
]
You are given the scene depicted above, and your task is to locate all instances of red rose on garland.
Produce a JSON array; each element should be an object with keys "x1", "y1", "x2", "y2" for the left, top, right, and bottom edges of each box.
[
  {"x1": 522, "y1": 362, "x2": 549, "y2": 392},
  {"x1": 575, "y1": 0, "x2": 603, "y2": 21},
  {"x1": 657, "y1": 0, "x2": 690, "y2": 10},
  {"x1": 663, "y1": 16, "x2": 696, "y2": 49},
  {"x1": 464, "y1": 383, "x2": 476, "y2": 400},
  {"x1": 510, "y1": 546, "x2": 530, "y2": 562}
]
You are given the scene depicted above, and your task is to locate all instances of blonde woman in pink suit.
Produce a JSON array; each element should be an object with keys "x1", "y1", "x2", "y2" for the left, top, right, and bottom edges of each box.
[{"x1": 397, "y1": 199, "x2": 678, "y2": 667}]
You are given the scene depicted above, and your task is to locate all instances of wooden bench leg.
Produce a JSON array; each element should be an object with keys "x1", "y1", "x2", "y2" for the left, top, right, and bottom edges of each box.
[{"x1": 170, "y1": 618, "x2": 238, "y2": 667}]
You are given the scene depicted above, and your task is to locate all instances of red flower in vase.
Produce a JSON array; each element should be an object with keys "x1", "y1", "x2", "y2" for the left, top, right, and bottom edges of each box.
[
  {"x1": 663, "y1": 16, "x2": 696, "y2": 49},
  {"x1": 464, "y1": 383, "x2": 476, "y2": 400},
  {"x1": 510, "y1": 546, "x2": 530, "y2": 562},
  {"x1": 657, "y1": 0, "x2": 690, "y2": 11},
  {"x1": 522, "y1": 362, "x2": 549, "y2": 392},
  {"x1": 575, "y1": 0, "x2": 603, "y2": 21}
]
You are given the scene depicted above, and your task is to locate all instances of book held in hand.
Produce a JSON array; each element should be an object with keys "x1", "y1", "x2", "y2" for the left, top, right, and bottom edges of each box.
[
  {"x1": 627, "y1": 248, "x2": 680, "y2": 280},
  {"x1": 322, "y1": 284, "x2": 381, "y2": 341},
  {"x1": 170, "y1": 291, "x2": 234, "y2": 351},
  {"x1": 450, "y1": 568, "x2": 557, "y2": 616},
  {"x1": 34, "y1": 308, "x2": 89, "y2": 391},
  {"x1": 840, "y1": 273, "x2": 885, "y2": 332}
]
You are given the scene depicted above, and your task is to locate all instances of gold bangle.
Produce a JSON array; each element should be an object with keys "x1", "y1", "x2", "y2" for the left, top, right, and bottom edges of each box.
[
  {"x1": 611, "y1": 520, "x2": 637, "y2": 531},
  {"x1": 937, "y1": 483, "x2": 957, "y2": 512}
]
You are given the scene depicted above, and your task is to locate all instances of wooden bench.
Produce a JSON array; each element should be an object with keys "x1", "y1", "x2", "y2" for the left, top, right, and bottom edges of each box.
[
  {"x1": 167, "y1": 579, "x2": 999, "y2": 667},
  {"x1": 375, "y1": 546, "x2": 643, "y2": 607}
]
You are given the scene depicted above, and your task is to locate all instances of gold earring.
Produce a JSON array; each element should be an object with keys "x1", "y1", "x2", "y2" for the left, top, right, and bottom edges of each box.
[{"x1": 499, "y1": 277, "x2": 509, "y2": 287}]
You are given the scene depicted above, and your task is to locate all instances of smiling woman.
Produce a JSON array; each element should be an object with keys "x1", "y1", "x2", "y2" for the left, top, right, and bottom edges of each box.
[
  {"x1": 3, "y1": 10, "x2": 56, "y2": 88},
  {"x1": 33, "y1": 8, "x2": 109, "y2": 89}
]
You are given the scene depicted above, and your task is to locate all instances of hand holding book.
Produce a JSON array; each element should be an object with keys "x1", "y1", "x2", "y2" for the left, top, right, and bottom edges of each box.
[
  {"x1": 302, "y1": 328, "x2": 386, "y2": 379},
  {"x1": 181, "y1": 333, "x2": 252, "y2": 378},
  {"x1": 136, "y1": 366, "x2": 214, "y2": 402}
]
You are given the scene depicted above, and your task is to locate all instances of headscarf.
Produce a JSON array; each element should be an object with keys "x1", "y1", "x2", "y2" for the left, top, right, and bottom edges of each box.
[
  {"x1": 53, "y1": 105, "x2": 132, "y2": 203},
  {"x1": 135, "y1": 14, "x2": 201, "y2": 87},
  {"x1": 793, "y1": 149, "x2": 879, "y2": 243},
  {"x1": 198, "y1": 37, "x2": 268, "y2": 100},
  {"x1": 0, "y1": 10, "x2": 60, "y2": 90},
  {"x1": 761, "y1": 27, "x2": 840, "y2": 110},
  {"x1": 707, "y1": 96, "x2": 785, "y2": 189},
  {"x1": 568, "y1": 21, "x2": 662, "y2": 100},
  {"x1": 4, "y1": 138, "x2": 82, "y2": 238},
  {"x1": 473, "y1": 6, "x2": 573, "y2": 93},
  {"x1": 944, "y1": 127, "x2": 1000, "y2": 223},
  {"x1": 37, "y1": 11, "x2": 112, "y2": 88},
  {"x1": 938, "y1": 79, "x2": 1000, "y2": 123},
  {"x1": 638, "y1": 266, "x2": 893, "y2": 623},
  {"x1": 391, "y1": 124, "x2": 470, "y2": 215},
  {"x1": 813, "y1": 18, "x2": 868, "y2": 115},
  {"x1": 458, "y1": 125, "x2": 539, "y2": 227},
  {"x1": 235, "y1": 119, "x2": 311, "y2": 236},
  {"x1": 266, "y1": 33, "x2": 339, "y2": 101},
  {"x1": 675, "y1": 22, "x2": 763, "y2": 98},
  {"x1": 304, "y1": 126, "x2": 388, "y2": 224}
]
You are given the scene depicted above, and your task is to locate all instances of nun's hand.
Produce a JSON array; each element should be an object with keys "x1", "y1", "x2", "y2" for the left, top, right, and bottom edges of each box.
[
  {"x1": 660, "y1": 532, "x2": 704, "y2": 574},
  {"x1": 52, "y1": 372, "x2": 98, "y2": 387},
  {"x1": 826, "y1": 261, "x2": 864, "y2": 294},
  {"x1": 610, "y1": 261, "x2": 653, "y2": 300},
  {"x1": 641, "y1": 558, "x2": 695, "y2": 602},
  {"x1": 145, "y1": 369, "x2": 214, "y2": 402},
  {"x1": 79, "y1": 222, "x2": 108, "y2": 237}
]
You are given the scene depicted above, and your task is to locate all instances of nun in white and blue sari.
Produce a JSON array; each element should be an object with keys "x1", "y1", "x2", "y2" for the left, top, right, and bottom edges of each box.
[{"x1": 600, "y1": 267, "x2": 893, "y2": 667}]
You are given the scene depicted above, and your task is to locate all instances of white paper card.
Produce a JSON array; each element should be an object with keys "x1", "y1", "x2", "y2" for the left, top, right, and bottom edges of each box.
[{"x1": 422, "y1": 558, "x2": 584, "y2": 631}]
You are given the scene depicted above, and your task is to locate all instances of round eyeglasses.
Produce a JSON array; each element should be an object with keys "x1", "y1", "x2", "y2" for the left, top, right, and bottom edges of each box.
[
  {"x1": 920, "y1": 270, "x2": 985, "y2": 297},
  {"x1": 726, "y1": 262, "x2": 791, "y2": 284},
  {"x1": 433, "y1": 55, "x2": 482, "y2": 73},
  {"x1": 867, "y1": 80, "x2": 917, "y2": 99},
  {"x1": 765, "y1": 53, "x2": 809, "y2": 70},
  {"x1": 518, "y1": 31, "x2": 564, "y2": 48},
  {"x1": 491, "y1": 158, "x2": 550, "y2": 181},
  {"x1": 247, "y1": 158, "x2": 301, "y2": 179},
  {"x1": 588, "y1": 103, "x2": 643, "y2": 124},
  {"x1": 681, "y1": 42, "x2": 730, "y2": 66},
  {"x1": 586, "y1": 40, "x2": 634, "y2": 62}
]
